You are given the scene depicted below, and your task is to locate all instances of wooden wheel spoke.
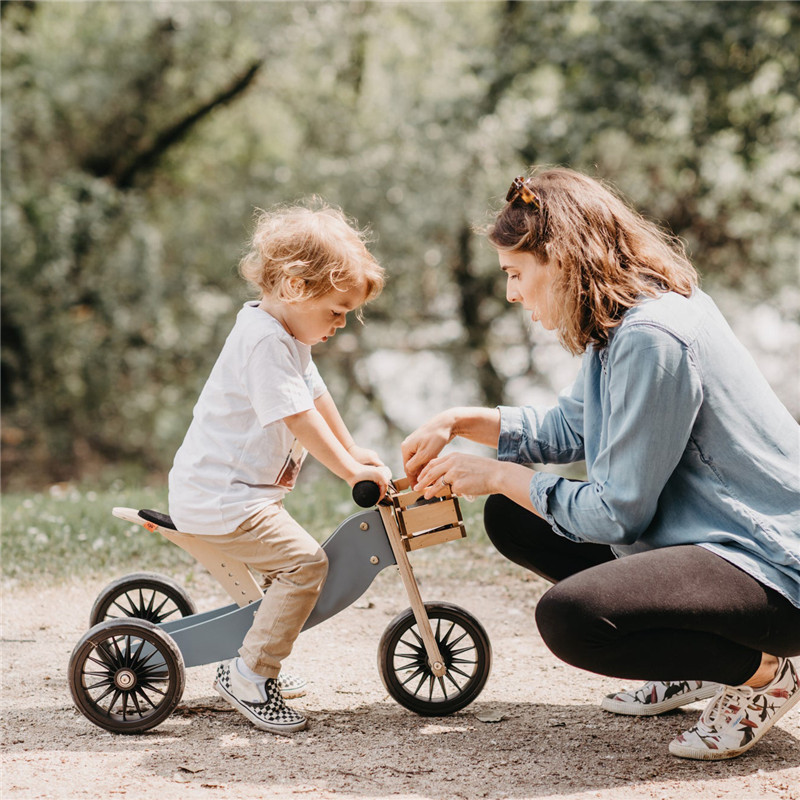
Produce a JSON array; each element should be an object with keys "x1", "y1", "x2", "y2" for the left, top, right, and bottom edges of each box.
[
  {"x1": 87, "y1": 653, "x2": 114, "y2": 670},
  {"x1": 85, "y1": 677, "x2": 114, "y2": 692},
  {"x1": 446, "y1": 630, "x2": 469, "y2": 649},
  {"x1": 151, "y1": 595, "x2": 174, "y2": 620},
  {"x1": 400, "y1": 666, "x2": 426, "y2": 688},
  {"x1": 437, "y1": 620, "x2": 457, "y2": 647},
  {"x1": 446, "y1": 663, "x2": 472, "y2": 679},
  {"x1": 135, "y1": 685, "x2": 162, "y2": 709},
  {"x1": 412, "y1": 671, "x2": 430, "y2": 696},
  {"x1": 394, "y1": 651, "x2": 423, "y2": 661},
  {"x1": 444, "y1": 671, "x2": 463, "y2": 692},
  {"x1": 111, "y1": 599, "x2": 134, "y2": 617}
]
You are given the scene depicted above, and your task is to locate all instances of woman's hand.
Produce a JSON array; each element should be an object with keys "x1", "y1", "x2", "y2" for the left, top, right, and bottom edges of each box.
[
  {"x1": 414, "y1": 453, "x2": 541, "y2": 515},
  {"x1": 402, "y1": 407, "x2": 502, "y2": 483},
  {"x1": 413, "y1": 452, "x2": 501, "y2": 500},
  {"x1": 401, "y1": 412, "x2": 456, "y2": 484}
]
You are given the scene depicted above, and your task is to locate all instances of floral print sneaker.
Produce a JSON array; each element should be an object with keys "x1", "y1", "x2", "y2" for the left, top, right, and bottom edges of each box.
[
  {"x1": 214, "y1": 661, "x2": 307, "y2": 734},
  {"x1": 669, "y1": 658, "x2": 800, "y2": 760},
  {"x1": 601, "y1": 680, "x2": 718, "y2": 716}
]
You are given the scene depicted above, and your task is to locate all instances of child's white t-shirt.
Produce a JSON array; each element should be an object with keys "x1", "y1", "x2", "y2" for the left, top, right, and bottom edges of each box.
[{"x1": 168, "y1": 302, "x2": 327, "y2": 535}]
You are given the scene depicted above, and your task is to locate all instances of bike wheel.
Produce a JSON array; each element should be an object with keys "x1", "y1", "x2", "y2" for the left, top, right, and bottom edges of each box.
[
  {"x1": 69, "y1": 618, "x2": 185, "y2": 734},
  {"x1": 89, "y1": 572, "x2": 196, "y2": 627},
  {"x1": 378, "y1": 601, "x2": 491, "y2": 716}
]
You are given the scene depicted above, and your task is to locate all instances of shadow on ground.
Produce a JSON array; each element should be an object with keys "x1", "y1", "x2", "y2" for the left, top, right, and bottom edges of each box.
[{"x1": 10, "y1": 695, "x2": 799, "y2": 798}]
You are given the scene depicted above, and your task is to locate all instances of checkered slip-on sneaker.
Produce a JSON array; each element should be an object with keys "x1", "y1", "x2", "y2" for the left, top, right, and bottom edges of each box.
[
  {"x1": 277, "y1": 672, "x2": 307, "y2": 699},
  {"x1": 601, "y1": 680, "x2": 718, "y2": 716},
  {"x1": 214, "y1": 661, "x2": 307, "y2": 734},
  {"x1": 669, "y1": 658, "x2": 800, "y2": 760}
]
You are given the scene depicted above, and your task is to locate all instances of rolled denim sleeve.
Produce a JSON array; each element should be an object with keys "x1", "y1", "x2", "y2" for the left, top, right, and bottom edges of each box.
[
  {"x1": 530, "y1": 471, "x2": 584, "y2": 543},
  {"x1": 497, "y1": 359, "x2": 586, "y2": 465},
  {"x1": 532, "y1": 324, "x2": 703, "y2": 546}
]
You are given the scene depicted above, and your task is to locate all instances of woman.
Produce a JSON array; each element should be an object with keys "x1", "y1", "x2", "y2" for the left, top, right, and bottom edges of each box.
[{"x1": 402, "y1": 168, "x2": 800, "y2": 761}]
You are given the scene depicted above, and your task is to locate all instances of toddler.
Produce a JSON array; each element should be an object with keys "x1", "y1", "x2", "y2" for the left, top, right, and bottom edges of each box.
[{"x1": 169, "y1": 203, "x2": 390, "y2": 734}]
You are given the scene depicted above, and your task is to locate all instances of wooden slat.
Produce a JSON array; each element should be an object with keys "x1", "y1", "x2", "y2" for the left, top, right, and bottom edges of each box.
[
  {"x1": 392, "y1": 476, "x2": 411, "y2": 491},
  {"x1": 395, "y1": 484, "x2": 451, "y2": 509},
  {"x1": 405, "y1": 524, "x2": 465, "y2": 551},
  {"x1": 401, "y1": 498, "x2": 459, "y2": 534},
  {"x1": 160, "y1": 530, "x2": 263, "y2": 607},
  {"x1": 112, "y1": 510, "x2": 262, "y2": 607},
  {"x1": 395, "y1": 488, "x2": 424, "y2": 508}
]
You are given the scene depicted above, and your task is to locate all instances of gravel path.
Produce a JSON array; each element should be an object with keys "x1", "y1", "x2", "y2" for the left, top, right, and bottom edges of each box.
[{"x1": 2, "y1": 554, "x2": 799, "y2": 800}]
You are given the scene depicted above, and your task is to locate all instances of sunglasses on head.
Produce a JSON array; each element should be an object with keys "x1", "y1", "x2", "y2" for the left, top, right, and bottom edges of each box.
[{"x1": 506, "y1": 176, "x2": 540, "y2": 209}]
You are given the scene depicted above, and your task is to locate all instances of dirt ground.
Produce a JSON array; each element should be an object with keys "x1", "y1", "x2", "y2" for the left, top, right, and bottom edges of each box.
[{"x1": 2, "y1": 557, "x2": 799, "y2": 800}]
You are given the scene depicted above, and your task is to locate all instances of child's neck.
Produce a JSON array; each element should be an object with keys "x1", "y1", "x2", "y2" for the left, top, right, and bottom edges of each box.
[{"x1": 257, "y1": 296, "x2": 294, "y2": 338}]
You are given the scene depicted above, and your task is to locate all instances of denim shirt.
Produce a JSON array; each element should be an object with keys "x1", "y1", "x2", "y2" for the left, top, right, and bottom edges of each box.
[{"x1": 498, "y1": 289, "x2": 800, "y2": 609}]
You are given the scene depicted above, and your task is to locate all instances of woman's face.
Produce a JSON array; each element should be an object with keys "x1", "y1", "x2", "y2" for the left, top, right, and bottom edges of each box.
[{"x1": 499, "y1": 250, "x2": 559, "y2": 330}]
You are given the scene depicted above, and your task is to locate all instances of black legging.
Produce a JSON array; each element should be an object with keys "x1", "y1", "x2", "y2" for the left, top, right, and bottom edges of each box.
[{"x1": 484, "y1": 494, "x2": 800, "y2": 686}]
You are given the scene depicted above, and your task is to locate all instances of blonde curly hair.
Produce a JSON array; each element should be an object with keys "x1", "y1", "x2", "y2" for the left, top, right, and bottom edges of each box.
[
  {"x1": 239, "y1": 202, "x2": 384, "y2": 313},
  {"x1": 487, "y1": 168, "x2": 698, "y2": 354}
]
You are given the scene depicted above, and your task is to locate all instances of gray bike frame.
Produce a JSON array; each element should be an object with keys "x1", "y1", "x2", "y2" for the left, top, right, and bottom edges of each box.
[{"x1": 159, "y1": 508, "x2": 396, "y2": 667}]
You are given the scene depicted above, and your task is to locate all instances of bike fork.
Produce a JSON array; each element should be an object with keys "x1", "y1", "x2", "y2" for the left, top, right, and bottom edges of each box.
[{"x1": 378, "y1": 505, "x2": 447, "y2": 677}]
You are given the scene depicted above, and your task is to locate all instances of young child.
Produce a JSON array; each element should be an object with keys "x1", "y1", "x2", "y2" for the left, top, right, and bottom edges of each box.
[{"x1": 168, "y1": 203, "x2": 390, "y2": 734}]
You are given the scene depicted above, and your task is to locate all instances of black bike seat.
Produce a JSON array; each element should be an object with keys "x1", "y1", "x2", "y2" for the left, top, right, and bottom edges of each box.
[{"x1": 139, "y1": 509, "x2": 177, "y2": 530}]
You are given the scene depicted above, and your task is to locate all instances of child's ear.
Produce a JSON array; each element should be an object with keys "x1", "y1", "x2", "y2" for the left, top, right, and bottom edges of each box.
[{"x1": 282, "y1": 276, "x2": 307, "y2": 301}]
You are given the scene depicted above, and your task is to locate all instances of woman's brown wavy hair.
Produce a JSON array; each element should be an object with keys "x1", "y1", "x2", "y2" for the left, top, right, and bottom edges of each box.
[{"x1": 486, "y1": 168, "x2": 698, "y2": 354}]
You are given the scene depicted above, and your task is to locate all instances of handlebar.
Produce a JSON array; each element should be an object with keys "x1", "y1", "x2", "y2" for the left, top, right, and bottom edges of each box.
[{"x1": 352, "y1": 480, "x2": 382, "y2": 508}]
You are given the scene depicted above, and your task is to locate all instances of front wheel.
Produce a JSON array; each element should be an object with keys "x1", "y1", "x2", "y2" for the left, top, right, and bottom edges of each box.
[
  {"x1": 69, "y1": 618, "x2": 185, "y2": 734},
  {"x1": 378, "y1": 602, "x2": 491, "y2": 716}
]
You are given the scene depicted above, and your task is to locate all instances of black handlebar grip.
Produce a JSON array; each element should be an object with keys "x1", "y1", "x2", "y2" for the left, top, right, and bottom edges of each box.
[{"x1": 352, "y1": 480, "x2": 381, "y2": 508}]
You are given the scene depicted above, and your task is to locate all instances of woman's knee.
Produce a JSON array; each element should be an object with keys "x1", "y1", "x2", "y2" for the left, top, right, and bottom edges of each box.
[
  {"x1": 483, "y1": 494, "x2": 560, "y2": 572},
  {"x1": 535, "y1": 579, "x2": 615, "y2": 668},
  {"x1": 483, "y1": 493, "x2": 532, "y2": 552}
]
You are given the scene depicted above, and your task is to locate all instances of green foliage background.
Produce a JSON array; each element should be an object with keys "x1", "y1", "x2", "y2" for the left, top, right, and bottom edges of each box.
[
  {"x1": 1, "y1": 470, "x2": 490, "y2": 582},
  {"x1": 3, "y1": 0, "x2": 799, "y2": 489}
]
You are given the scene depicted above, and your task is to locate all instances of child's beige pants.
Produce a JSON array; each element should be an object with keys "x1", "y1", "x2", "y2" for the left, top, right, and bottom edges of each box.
[{"x1": 192, "y1": 502, "x2": 328, "y2": 679}]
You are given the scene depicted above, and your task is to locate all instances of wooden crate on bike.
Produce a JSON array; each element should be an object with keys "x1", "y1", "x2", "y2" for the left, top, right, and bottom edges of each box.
[{"x1": 388, "y1": 477, "x2": 466, "y2": 552}]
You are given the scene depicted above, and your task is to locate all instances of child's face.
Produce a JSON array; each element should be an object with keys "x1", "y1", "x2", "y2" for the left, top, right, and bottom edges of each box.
[
  {"x1": 283, "y1": 283, "x2": 367, "y2": 346},
  {"x1": 500, "y1": 250, "x2": 560, "y2": 331}
]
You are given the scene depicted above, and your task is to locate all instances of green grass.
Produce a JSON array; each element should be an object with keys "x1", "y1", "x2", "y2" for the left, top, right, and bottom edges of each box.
[
  {"x1": 1, "y1": 471, "x2": 491, "y2": 584},
  {"x1": 2, "y1": 482, "x2": 181, "y2": 583}
]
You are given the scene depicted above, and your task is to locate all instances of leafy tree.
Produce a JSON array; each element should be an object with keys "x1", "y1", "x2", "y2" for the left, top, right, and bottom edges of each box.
[{"x1": 2, "y1": 1, "x2": 798, "y2": 487}]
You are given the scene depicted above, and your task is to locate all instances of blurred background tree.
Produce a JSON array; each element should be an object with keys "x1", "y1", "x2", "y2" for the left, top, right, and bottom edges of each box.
[{"x1": 2, "y1": 0, "x2": 798, "y2": 489}]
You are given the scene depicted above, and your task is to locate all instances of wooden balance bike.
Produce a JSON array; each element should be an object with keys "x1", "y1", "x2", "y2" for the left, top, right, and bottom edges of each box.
[{"x1": 68, "y1": 478, "x2": 492, "y2": 733}]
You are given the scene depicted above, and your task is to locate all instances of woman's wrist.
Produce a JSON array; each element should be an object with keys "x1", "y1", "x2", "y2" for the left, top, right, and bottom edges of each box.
[
  {"x1": 486, "y1": 460, "x2": 510, "y2": 495},
  {"x1": 450, "y1": 407, "x2": 502, "y2": 448},
  {"x1": 438, "y1": 408, "x2": 462, "y2": 443},
  {"x1": 494, "y1": 461, "x2": 538, "y2": 514}
]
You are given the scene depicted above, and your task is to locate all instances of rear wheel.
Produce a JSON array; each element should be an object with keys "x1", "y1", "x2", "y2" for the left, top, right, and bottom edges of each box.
[
  {"x1": 89, "y1": 572, "x2": 196, "y2": 627},
  {"x1": 378, "y1": 602, "x2": 491, "y2": 716},
  {"x1": 69, "y1": 618, "x2": 185, "y2": 734}
]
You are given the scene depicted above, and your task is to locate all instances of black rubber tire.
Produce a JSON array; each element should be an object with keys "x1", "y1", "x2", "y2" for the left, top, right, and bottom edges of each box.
[
  {"x1": 69, "y1": 618, "x2": 185, "y2": 734},
  {"x1": 89, "y1": 572, "x2": 196, "y2": 627},
  {"x1": 378, "y1": 601, "x2": 492, "y2": 716}
]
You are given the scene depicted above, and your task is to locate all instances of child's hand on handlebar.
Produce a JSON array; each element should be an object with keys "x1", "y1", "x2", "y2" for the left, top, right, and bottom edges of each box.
[
  {"x1": 347, "y1": 444, "x2": 386, "y2": 468},
  {"x1": 350, "y1": 464, "x2": 392, "y2": 500}
]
